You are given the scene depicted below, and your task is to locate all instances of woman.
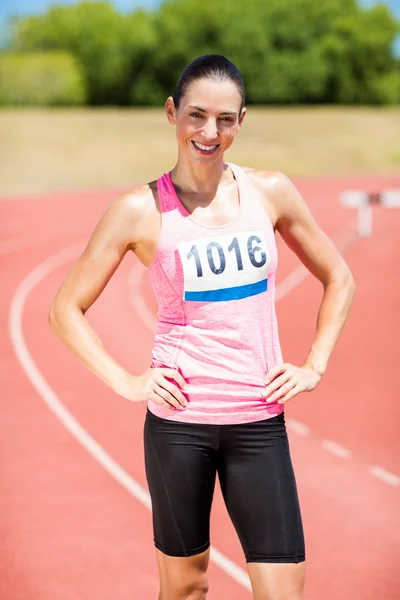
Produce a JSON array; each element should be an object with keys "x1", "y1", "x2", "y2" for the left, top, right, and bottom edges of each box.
[{"x1": 49, "y1": 55, "x2": 355, "y2": 600}]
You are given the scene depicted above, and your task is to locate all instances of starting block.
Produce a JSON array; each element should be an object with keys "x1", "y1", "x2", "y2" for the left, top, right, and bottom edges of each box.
[{"x1": 340, "y1": 189, "x2": 400, "y2": 237}]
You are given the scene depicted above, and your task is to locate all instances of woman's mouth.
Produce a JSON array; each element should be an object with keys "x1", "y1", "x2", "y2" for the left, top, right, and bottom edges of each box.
[{"x1": 192, "y1": 141, "x2": 219, "y2": 155}]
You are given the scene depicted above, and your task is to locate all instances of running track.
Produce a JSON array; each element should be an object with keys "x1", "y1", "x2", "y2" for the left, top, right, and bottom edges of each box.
[{"x1": 1, "y1": 176, "x2": 399, "y2": 599}]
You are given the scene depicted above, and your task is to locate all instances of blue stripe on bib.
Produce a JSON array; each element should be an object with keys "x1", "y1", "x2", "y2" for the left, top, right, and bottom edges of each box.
[{"x1": 184, "y1": 278, "x2": 268, "y2": 302}]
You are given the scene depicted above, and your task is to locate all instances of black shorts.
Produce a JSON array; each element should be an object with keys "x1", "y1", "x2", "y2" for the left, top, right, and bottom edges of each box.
[{"x1": 143, "y1": 408, "x2": 305, "y2": 563}]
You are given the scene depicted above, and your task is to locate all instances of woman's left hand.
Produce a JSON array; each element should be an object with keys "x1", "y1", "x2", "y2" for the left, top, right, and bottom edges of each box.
[{"x1": 262, "y1": 363, "x2": 322, "y2": 405}]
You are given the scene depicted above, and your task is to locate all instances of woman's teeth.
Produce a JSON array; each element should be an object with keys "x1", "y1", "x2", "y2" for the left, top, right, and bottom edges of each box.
[{"x1": 193, "y1": 142, "x2": 217, "y2": 152}]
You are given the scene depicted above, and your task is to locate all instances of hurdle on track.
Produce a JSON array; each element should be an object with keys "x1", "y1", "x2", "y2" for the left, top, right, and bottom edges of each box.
[{"x1": 340, "y1": 189, "x2": 400, "y2": 237}]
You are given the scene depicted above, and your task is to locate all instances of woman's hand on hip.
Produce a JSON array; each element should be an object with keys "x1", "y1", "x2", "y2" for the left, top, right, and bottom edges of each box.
[
  {"x1": 262, "y1": 363, "x2": 322, "y2": 405},
  {"x1": 115, "y1": 367, "x2": 187, "y2": 410}
]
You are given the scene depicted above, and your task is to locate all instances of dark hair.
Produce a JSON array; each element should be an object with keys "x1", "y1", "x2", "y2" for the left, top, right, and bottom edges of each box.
[{"x1": 173, "y1": 54, "x2": 245, "y2": 115}]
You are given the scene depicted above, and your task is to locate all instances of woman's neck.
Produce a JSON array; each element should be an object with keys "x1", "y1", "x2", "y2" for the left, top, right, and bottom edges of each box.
[{"x1": 170, "y1": 156, "x2": 234, "y2": 198}]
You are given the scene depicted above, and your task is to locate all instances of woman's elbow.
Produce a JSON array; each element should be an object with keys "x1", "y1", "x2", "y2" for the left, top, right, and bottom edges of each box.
[
  {"x1": 348, "y1": 271, "x2": 356, "y2": 296},
  {"x1": 48, "y1": 299, "x2": 62, "y2": 335},
  {"x1": 343, "y1": 263, "x2": 356, "y2": 294},
  {"x1": 335, "y1": 264, "x2": 356, "y2": 299},
  {"x1": 326, "y1": 263, "x2": 356, "y2": 295},
  {"x1": 48, "y1": 297, "x2": 79, "y2": 335}
]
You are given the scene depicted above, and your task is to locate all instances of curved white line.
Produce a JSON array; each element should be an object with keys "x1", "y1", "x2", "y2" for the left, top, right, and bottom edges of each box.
[
  {"x1": 369, "y1": 467, "x2": 400, "y2": 487},
  {"x1": 0, "y1": 231, "x2": 70, "y2": 256},
  {"x1": 275, "y1": 225, "x2": 357, "y2": 302},
  {"x1": 8, "y1": 243, "x2": 252, "y2": 592},
  {"x1": 128, "y1": 264, "x2": 157, "y2": 333}
]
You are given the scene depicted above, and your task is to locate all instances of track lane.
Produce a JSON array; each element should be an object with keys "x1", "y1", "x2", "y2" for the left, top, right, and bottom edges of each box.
[
  {"x1": 8, "y1": 241, "x2": 252, "y2": 598},
  {"x1": 17, "y1": 238, "x2": 399, "y2": 600},
  {"x1": 2, "y1": 176, "x2": 399, "y2": 599},
  {"x1": 1, "y1": 247, "x2": 159, "y2": 600},
  {"x1": 278, "y1": 202, "x2": 400, "y2": 475}
]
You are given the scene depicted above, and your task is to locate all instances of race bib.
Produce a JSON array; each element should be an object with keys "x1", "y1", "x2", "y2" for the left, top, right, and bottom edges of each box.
[{"x1": 177, "y1": 230, "x2": 270, "y2": 302}]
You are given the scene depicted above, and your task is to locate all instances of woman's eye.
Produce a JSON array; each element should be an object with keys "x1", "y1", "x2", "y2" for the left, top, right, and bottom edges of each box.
[{"x1": 188, "y1": 112, "x2": 234, "y2": 123}]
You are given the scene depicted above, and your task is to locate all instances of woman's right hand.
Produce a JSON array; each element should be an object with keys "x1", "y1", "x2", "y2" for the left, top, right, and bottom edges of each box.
[{"x1": 115, "y1": 367, "x2": 188, "y2": 410}]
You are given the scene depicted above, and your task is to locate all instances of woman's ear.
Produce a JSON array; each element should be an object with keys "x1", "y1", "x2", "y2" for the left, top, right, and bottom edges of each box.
[
  {"x1": 165, "y1": 96, "x2": 177, "y2": 125},
  {"x1": 238, "y1": 106, "x2": 247, "y2": 129}
]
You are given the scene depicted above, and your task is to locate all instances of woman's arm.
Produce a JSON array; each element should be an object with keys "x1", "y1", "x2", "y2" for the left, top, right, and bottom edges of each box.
[
  {"x1": 48, "y1": 188, "x2": 187, "y2": 410},
  {"x1": 251, "y1": 171, "x2": 356, "y2": 404}
]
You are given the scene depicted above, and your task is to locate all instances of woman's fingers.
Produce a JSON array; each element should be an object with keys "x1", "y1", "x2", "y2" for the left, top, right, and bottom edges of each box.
[
  {"x1": 151, "y1": 384, "x2": 181, "y2": 409},
  {"x1": 262, "y1": 363, "x2": 306, "y2": 405},
  {"x1": 149, "y1": 389, "x2": 176, "y2": 410},
  {"x1": 278, "y1": 384, "x2": 302, "y2": 404},
  {"x1": 264, "y1": 364, "x2": 287, "y2": 385},
  {"x1": 160, "y1": 368, "x2": 187, "y2": 390},
  {"x1": 265, "y1": 378, "x2": 297, "y2": 403},
  {"x1": 262, "y1": 363, "x2": 322, "y2": 405},
  {"x1": 262, "y1": 369, "x2": 292, "y2": 398},
  {"x1": 153, "y1": 375, "x2": 187, "y2": 408}
]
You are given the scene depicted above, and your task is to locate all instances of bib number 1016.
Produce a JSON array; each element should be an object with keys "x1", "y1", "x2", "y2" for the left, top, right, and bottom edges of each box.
[{"x1": 186, "y1": 234, "x2": 267, "y2": 277}]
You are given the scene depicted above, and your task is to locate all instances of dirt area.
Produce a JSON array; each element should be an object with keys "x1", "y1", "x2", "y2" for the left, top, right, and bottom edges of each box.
[{"x1": 0, "y1": 107, "x2": 399, "y2": 197}]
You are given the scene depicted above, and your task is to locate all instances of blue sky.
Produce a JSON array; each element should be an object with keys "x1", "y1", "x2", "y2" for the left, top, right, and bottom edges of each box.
[
  {"x1": 0, "y1": 0, "x2": 161, "y2": 24},
  {"x1": 1, "y1": 0, "x2": 399, "y2": 22},
  {"x1": 1, "y1": 0, "x2": 399, "y2": 57},
  {"x1": 361, "y1": 0, "x2": 400, "y2": 15}
]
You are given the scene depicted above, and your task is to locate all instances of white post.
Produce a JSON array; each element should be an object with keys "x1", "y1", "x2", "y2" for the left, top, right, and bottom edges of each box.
[
  {"x1": 358, "y1": 202, "x2": 373, "y2": 237},
  {"x1": 340, "y1": 189, "x2": 400, "y2": 238},
  {"x1": 340, "y1": 191, "x2": 371, "y2": 237},
  {"x1": 380, "y1": 190, "x2": 400, "y2": 208}
]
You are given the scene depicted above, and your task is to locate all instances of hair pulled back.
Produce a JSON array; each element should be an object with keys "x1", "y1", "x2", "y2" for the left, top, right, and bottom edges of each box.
[{"x1": 173, "y1": 54, "x2": 245, "y2": 115}]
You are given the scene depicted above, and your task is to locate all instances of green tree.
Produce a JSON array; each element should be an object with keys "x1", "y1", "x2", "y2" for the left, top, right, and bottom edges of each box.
[
  {"x1": 10, "y1": 2, "x2": 156, "y2": 105},
  {"x1": 131, "y1": 0, "x2": 351, "y2": 104},
  {"x1": 7, "y1": 0, "x2": 400, "y2": 106},
  {"x1": 321, "y1": 4, "x2": 400, "y2": 103},
  {"x1": 0, "y1": 51, "x2": 86, "y2": 105}
]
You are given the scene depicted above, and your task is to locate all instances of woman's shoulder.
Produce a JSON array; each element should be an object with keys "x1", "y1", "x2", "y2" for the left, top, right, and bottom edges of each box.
[
  {"x1": 110, "y1": 180, "x2": 159, "y2": 218},
  {"x1": 239, "y1": 165, "x2": 290, "y2": 189},
  {"x1": 94, "y1": 180, "x2": 161, "y2": 255},
  {"x1": 114, "y1": 180, "x2": 156, "y2": 204},
  {"x1": 240, "y1": 165, "x2": 301, "y2": 203},
  {"x1": 97, "y1": 181, "x2": 160, "y2": 245},
  {"x1": 236, "y1": 166, "x2": 305, "y2": 225}
]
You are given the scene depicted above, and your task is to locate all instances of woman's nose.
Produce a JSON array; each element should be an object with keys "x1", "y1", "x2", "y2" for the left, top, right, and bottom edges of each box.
[{"x1": 202, "y1": 118, "x2": 218, "y2": 140}]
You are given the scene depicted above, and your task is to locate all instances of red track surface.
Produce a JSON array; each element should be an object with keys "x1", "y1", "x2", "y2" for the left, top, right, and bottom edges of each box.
[{"x1": 1, "y1": 175, "x2": 399, "y2": 599}]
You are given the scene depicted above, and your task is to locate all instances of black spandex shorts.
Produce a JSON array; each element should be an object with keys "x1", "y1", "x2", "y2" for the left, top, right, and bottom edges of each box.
[{"x1": 143, "y1": 408, "x2": 305, "y2": 563}]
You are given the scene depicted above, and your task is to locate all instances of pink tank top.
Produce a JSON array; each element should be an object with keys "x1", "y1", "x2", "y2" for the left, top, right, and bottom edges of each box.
[{"x1": 147, "y1": 162, "x2": 284, "y2": 424}]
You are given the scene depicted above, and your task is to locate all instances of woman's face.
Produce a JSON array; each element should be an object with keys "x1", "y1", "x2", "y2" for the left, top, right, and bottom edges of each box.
[{"x1": 166, "y1": 77, "x2": 246, "y2": 166}]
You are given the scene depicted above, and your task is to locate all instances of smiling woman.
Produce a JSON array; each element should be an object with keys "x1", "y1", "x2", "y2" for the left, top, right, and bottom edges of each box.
[
  {"x1": 168, "y1": 77, "x2": 244, "y2": 161},
  {"x1": 49, "y1": 54, "x2": 355, "y2": 600},
  {"x1": 167, "y1": 56, "x2": 245, "y2": 165}
]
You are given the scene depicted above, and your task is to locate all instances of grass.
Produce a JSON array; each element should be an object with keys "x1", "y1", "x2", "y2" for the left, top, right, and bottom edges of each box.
[{"x1": 0, "y1": 106, "x2": 399, "y2": 197}]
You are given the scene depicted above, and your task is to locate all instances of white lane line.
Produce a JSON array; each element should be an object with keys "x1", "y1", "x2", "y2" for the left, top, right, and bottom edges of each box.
[
  {"x1": 275, "y1": 225, "x2": 357, "y2": 302},
  {"x1": 8, "y1": 243, "x2": 252, "y2": 592},
  {"x1": 128, "y1": 264, "x2": 157, "y2": 333},
  {"x1": 286, "y1": 419, "x2": 310, "y2": 437},
  {"x1": 321, "y1": 440, "x2": 352, "y2": 460},
  {"x1": 369, "y1": 466, "x2": 400, "y2": 487},
  {"x1": 0, "y1": 231, "x2": 67, "y2": 256},
  {"x1": 275, "y1": 265, "x2": 308, "y2": 302}
]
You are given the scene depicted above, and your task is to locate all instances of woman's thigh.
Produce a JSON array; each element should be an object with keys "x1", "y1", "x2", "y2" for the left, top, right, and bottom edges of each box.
[
  {"x1": 217, "y1": 412, "x2": 305, "y2": 564},
  {"x1": 144, "y1": 409, "x2": 218, "y2": 557}
]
